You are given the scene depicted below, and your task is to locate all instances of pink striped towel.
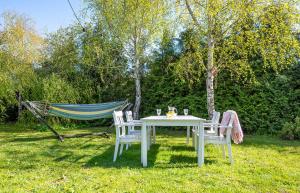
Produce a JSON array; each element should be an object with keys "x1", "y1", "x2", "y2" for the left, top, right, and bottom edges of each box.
[{"x1": 220, "y1": 110, "x2": 243, "y2": 144}]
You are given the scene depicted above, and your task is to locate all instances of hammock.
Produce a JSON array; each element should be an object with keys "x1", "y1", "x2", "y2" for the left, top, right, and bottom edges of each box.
[
  {"x1": 49, "y1": 101, "x2": 128, "y2": 120},
  {"x1": 22, "y1": 100, "x2": 129, "y2": 141}
]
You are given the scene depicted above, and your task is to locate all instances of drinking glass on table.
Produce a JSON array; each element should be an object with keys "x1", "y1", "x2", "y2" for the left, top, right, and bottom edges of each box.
[
  {"x1": 156, "y1": 109, "x2": 161, "y2": 116},
  {"x1": 183, "y1": 109, "x2": 189, "y2": 116}
]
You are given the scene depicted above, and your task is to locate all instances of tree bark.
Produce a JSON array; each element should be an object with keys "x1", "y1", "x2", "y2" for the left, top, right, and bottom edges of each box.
[
  {"x1": 206, "y1": 15, "x2": 215, "y2": 119},
  {"x1": 185, "y1": 0, "x2": 215, "y2": 118},
  {"x1": 132, "y1": 32, "x2": 142, "y2": 120},
  {"x1": 16, "y1": 91, "x2": 22, "y2": 120},
  {"x1": 133, "y1": 58, "x2": 141, "y2": 120}
]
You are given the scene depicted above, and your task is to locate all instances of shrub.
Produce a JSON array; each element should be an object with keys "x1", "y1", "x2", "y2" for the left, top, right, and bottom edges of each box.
[
  {"x1": 42, "y1": 74, "x2": 79, "y2": 103},
  {"x1": 280, "y1": 117, "x2": 300, "y2": 140}
]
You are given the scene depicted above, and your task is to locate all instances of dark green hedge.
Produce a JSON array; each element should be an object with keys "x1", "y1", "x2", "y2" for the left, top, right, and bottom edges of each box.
[{"x1": 141, "y1": 63, "x2": 300, "y2": 135}]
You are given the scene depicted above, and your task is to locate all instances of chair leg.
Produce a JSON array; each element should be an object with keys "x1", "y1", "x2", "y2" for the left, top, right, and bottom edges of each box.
[
  {"x1": 147, "y1": 127, "x2": 151, "y2": 150},
  {"x1": 186, "y1": 126, "x2": 190, "y2": 145},
  {"x1": 192, "y1": 129, "x2": 195, "y2": 147},
  {"x1": 152, "y1": 126, "x2": 156, "y2": 144},
  {"x1": 193, "y1": 127, "x2": 198, "y2": 151},
  {"x1": 222, "y1": 144, "x2": 226, "y2": 158},
  {"x1": 194, "y1": 134, "x2": 198, "y2": 151},
  {"x1": 126, "y1": 126, "x2": 132, "y2": 150},
  {"x1": 113, "y1": 140, "x2": 119, "y2": 162},
  {"x1": 227, "y1": 143, "x2": 233, "y2": 164},
  {"x1": 119, "y1": 144, "x2": 124, "y2": 156}
]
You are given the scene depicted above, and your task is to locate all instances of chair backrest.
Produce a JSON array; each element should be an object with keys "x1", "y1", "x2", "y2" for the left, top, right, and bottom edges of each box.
[
  {"x1": 226, "y1": 110, "x2": 235, "y2": 127},
  {"x1": 113, "y1": 111, "x2": 124, "y2": 125},
  {"x1": 125, "y1": 111, "x2": 133, "y2": 122},
  {"x1": 221, "y1": 111, "x2": 235, "y2": 141},
  {"x1": 212, "y1": 111, "x2": 221, "y2": 133},
  {"x1": 113, "y1": 111, "x2": 126, "y2": 137}
]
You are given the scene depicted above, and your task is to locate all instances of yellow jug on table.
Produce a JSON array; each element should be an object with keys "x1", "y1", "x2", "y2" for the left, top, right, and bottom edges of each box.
[{"x1": 167, "y1": 106, "x2": 177, "y2": 118}]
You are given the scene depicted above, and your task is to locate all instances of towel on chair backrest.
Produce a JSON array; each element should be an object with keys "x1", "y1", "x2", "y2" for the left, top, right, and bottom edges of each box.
[{"x1": 220, "y1": 110, "x2": 243, "y2": 144}]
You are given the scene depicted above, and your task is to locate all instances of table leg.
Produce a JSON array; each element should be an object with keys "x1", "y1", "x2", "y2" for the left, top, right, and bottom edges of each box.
[
  {"x1": 153, "y1": 126, "x2": 156, "y2": 144},
  {"x1": 142, "y1": 123, "x2": 147, "y2": 167},
  {"x1": 186, "y1": 126, "x2": 190, "y2": 144},
  {"x1": 197, "y1": 123, "x2": 204, "y2": 167}
]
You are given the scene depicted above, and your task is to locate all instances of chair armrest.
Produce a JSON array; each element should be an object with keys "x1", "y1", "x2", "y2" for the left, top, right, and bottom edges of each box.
[
  {"x1": 125, "y1": 121, "x2": 142, "y2": 126},
  {"x1": 218, "y1": 125, "x2": 233, "y2": 138},
  {"x1": 219, "y1": 125, "x2": 232, "y2": 129},
  {"x1": 118, "y1": 122, "x2": 137, "y2": 126},
  {"x1": 203, "y1": 123, "x2": 220, "y2": 127},
  {"x1": 203, "y1": 119, "x2": 210, "y2": 123},
  {"x1": 131, "y1": 120, "x2": 142, "y2": 124}
]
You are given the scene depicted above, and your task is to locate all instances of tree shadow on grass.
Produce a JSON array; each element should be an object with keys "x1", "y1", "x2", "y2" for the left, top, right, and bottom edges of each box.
[
  {"x1": 239, "y1": 135, "x2": 300, "y2": 154},
  {"x1": 6, "y1": 126, "x2": 111, "y2": 143},
  {"x1": 1, "y1": 149, "x2": 40, "y2": 170},
  {"x1": 10, "y1": 134, "x2": 110, "y2": 143},
  {"x1": 10, "y1": 135, "x2": 57, "y2": 142},
  {"x1": 54, "y1": 154, "x2": 87, "y2": 163},
  {"x1": 84, "y1": 144, "x2": 161, "y2": 168}
]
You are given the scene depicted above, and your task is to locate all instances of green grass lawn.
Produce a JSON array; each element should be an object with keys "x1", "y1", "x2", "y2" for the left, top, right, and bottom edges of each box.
[{"x1": 0, "y1": 124, "x2": 299, "y2": 193}]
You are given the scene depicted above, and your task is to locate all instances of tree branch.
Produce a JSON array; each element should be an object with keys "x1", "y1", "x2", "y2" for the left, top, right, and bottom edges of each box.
[
  {"x1": 185, "y1": 0, "x2": 202, "y2": 30},
  {"x1": 220, "y1": 0, "x2": 256, "y2": 37}
]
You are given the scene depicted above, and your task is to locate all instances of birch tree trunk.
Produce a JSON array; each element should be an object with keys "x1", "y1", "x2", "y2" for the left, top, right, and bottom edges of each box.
[
  {"x1": 16, "y1": 91, "x2": 22, "y2": 120},
  {"x1": 185, "y1": 0, "x2": 215, "y2": 118},
  {"x1": 133, "y1": 58, "x2": 141, "y2": 119},
  {"x1": 206, "y1": 15, "x2": 215, "y2": 118},
  {"x1": 132, "y1": 33, "x2": 142, "y2": 120}
]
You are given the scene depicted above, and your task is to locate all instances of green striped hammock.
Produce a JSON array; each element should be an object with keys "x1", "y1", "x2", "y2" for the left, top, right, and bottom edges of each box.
[
  {"x1": 25, "y1": 100, "x2": 128, "y2": 120},
  {"x1": 48, "y1": 101, "x2": 128, "y2": 120},
  {"x1": 22, "y1": 100, "x2": 128, "y2": 141}
]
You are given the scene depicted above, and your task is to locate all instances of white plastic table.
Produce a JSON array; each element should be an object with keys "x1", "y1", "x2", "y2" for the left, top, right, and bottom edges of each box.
[{"x1": 141, "y1": 115, "x2": 205, "y2": 167}]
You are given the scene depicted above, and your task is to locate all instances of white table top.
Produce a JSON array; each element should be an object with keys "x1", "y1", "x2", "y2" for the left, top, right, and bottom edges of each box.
[{"x1": 141, "y1": 115, "x2": 205, "y2": 121}]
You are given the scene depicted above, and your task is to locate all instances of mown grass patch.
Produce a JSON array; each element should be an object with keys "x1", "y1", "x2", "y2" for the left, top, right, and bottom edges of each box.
[{"x1": 0, "y1": 124, "x2": 299, "y2": 192}]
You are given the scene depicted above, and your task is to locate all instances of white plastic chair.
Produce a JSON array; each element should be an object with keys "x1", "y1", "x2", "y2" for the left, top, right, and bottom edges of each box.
[
  {"x1": 190, "y1": 111, "x2": 220, "y2": 146},
  {"x1": 125, "y1": 111, "x2": 156, "y2": 145},
  {"x1": 205, "y1": 111, "x2": 221, "y2": 135},
  {"x1": 125, "y1": 111, "x2": 142, "y2": 135},
  {"x1": 112, "y1": 111, "x2": 141, "y2": 162},
  {"x1": 194, "y1": 111, "x2": 235, "y2": 164}
]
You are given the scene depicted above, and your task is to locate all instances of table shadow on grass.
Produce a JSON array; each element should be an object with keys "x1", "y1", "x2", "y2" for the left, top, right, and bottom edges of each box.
[
  {"x1": 163, "y1": 154, "x2": 217, "y2": 168},
  {"x1": 170, "y1": 145, "x2": 195, "y2": 151},
  {"x1": 84, "y1": 144, "x2": 161, "y2": 168}
]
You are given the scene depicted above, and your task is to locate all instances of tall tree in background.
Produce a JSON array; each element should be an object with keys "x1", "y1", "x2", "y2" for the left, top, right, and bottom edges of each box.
[
  {"x1": 80, "y1": 23, "x2": 129, "y2": 103},
  {"x1": 88, "y1": 0, "x2": 170, "y2": 119},
  {"x1": 181, "y1": 0, "x2": 299, "y2": 117},
  {"x1": 42, "y1": 24, "x2": 128, "y2": 104},
  {"x1": 0, "y1": 11, "x2": 43, "y2": 119}
]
